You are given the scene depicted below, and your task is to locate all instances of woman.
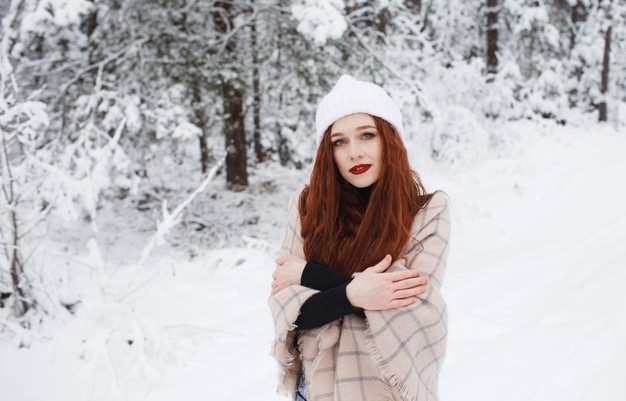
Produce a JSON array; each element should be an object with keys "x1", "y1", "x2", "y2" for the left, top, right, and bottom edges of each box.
[{"x1": 269, "y1": 75, "x2": 450, "y2": 401}]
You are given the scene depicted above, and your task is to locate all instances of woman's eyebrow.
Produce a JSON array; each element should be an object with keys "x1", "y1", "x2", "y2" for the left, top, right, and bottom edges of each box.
[{"x1": 331, "y1": 124, "x2": 376, "y2": 137}]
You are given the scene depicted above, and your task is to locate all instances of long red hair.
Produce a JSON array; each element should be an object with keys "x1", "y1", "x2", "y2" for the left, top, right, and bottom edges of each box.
[{"x1": 299, "y1": 116, "x2": 432, "y2": 276}]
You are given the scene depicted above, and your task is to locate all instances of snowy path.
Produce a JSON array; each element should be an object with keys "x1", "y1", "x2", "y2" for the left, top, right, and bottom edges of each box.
[
  {"x1": 1, "y1": 124, "x2": 625, "y2": 401},
  {"x1": 441, "y1": 126, "x2": 626, "y2": 401}
]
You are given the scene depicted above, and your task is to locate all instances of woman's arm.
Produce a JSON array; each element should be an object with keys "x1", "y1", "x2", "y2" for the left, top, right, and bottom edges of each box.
[
  {"x1": 294, "y1": 282, "x2": 365, "y2": 329},
  {"x1": 269, "y1": 191, "x2": 429, "y2": 331},
  {"x1": 346, "y1": 255, "x2": 429, "y2": 310},
  {"x1": 294, "y1": 255, "x2": 429, "y2": 330},
  {"x1": 272, "y1": 255, "x2": 364, "y2": 329},
  {"x1": 272, "y1": 255, "x2": 352, "y2": 293},
  {"x1": 302, "y1": 260, "x2": 352, "y2": 290}
]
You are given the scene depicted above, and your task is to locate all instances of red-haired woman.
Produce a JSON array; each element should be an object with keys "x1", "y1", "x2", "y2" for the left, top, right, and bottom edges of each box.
[{"x1": 269, "y1": 75, "x2": 451, "y2": 401}]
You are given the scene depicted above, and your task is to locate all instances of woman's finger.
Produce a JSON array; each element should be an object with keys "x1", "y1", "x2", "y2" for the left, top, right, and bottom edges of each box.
[
  {"x1": 368, "y1": 254, "x2": 392, "y2": 273},
  {"x1": 276, "y1": 254, "x2": 295, "y2": 265},
  {"x1": 388, "y1": 269, "x2": 421, "y2": 282},
  {"x1": 393, "y1": 286, "x2": 427, "y2": 300},
  {"x1": 387, "y1": 297, "x2": 417, "y2": 309},
  {"x1": 393, "y1": 276, "x2": 428, "y2": 290}
]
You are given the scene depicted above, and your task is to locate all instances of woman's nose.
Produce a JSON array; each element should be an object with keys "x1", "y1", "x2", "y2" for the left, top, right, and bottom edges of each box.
[{"x1": 348, "y1": 142, "x2": 363, "y2": 159}]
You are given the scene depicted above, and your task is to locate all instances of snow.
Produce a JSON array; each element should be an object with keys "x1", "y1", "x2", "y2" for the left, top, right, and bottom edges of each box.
[
  {"x1": 438, "y1": 122, "x2": 626, "y2": 401},
  {"x1": 1, "y1": 120, "x2": 626, "y2": 401},
  {"x1": 291, "y1": 0, "x2": 348, "y2": 46},
  {"x1": 20, "y1": 0, "x2": 93, "y2": 32}
]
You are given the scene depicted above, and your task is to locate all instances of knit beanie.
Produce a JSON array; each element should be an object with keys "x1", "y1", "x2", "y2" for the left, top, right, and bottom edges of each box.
[{"x1": 315, "y1": 74, "x2": 404, "y2": 145}]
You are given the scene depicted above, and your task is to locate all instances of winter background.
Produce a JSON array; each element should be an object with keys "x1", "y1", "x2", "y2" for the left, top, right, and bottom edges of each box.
[{"x1": 1, "y1": 1, "x2": 626, "y2": 401}]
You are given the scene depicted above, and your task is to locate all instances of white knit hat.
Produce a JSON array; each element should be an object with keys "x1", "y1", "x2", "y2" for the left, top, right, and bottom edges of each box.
[{"x1": 315, "y1": 74, "x2": 404, "y2": 145}]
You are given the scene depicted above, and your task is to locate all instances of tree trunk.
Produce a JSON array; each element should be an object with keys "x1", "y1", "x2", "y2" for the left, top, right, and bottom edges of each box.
[
  {"x1": 214, "y1": 1, "x2": 249, "y2": 189},
  {"x1": 485, "y1": 0, "x2": 499, "y2": 76},
  {"x1": 277, "y1": 122, "x2": 289, "y2": 167},
  {"x1": 599, "y1": 25, "x2": 612, "y2": 122},
  {"x1": 251, "y1": 14, "x2": 265, "y2": 163},
  {"x1": 376, "y1": 7, "x2": 391, "y2": 43},
  {"x1": 570, "y1": 0, "x2": 588, "y2": 50},
  {"x1": 405, "y1": 0, "x2": 421, "y2": 14},
  {"x1": 9, "y1": 209, "x2": 28, "y2": 317},
  {"x1": 1, "y1": 130, "x2": 29, "y2": 317},
  {"x1": 223, "y1": 80, "x2": 248, "y2": 189},
  {"x1": 191, "y1": 75, "x2": 211, "y2": 173},
  {"x1": 198, "y1": 132, "x2": 210, "y2": 173}
]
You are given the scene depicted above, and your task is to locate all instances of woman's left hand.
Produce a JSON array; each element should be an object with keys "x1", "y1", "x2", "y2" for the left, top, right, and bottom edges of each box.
[{"x1": 271, "y1": 255, "x2": 307, "y2": 294}]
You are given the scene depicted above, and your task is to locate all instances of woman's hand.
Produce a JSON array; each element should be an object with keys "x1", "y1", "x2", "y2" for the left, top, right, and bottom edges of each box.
[
  {"x1": 271, "y1": 255, "x2": 307, "y2": 294},
  {"x1": 346, "y1": 255, "x2": 429, "y2": 310}
]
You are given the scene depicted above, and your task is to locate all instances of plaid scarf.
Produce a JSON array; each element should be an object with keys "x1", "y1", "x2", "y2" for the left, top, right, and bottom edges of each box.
[{"x1": 269, "y1": 190, "x2": 450, "y2": 401}]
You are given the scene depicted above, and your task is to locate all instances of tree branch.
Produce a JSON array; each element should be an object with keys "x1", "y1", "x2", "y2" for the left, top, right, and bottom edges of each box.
[
  {"x1": 137, "y1": 157, "x2": 225, "y2": 266},
  {"x1": 54, "y1": 38, "x2": 148, "y2": 105},
  {"x1": 344, "y1": 19, "x2": 433, "y2": 115}
]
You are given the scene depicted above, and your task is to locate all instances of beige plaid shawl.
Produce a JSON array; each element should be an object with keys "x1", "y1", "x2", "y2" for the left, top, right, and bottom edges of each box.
[{"x1": 269, "y1": 190, "x2": 450, "y2": 401}]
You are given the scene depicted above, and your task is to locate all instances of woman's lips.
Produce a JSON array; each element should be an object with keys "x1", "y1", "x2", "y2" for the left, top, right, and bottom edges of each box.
[{"x1": 349, "y1": 164, "x2": 371, "y2": 175}]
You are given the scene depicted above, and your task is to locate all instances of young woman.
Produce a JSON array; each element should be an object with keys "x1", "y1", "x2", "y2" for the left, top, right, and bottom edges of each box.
[{"x1": 269, "y1": 75, "x2": 450, "y2": 401}]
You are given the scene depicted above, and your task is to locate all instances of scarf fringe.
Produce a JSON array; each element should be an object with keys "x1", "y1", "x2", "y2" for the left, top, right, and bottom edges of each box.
[
  {"x1": 365, "y1": 318, "x2": 418, "y2": 401},
  {"x1": 272, "y1": 326, "x2": 300, "y2": 397}
]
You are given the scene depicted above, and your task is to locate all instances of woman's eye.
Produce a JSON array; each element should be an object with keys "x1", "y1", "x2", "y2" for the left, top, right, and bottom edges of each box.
[
  {"x1": 362, "y1": 132, "x2": 375, "y2": 140},
  {"x1": 332, "y1": 139, "x2": 346, "y2": 146}
]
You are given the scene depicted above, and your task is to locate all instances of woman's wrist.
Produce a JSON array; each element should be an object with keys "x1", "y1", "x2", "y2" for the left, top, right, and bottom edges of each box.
[
  {"x1": 295, "y1": 260, "x2": 306, "y2": 285},
  {"x1": 345, "y1": 280, "x2": 360, "y2": 308}
]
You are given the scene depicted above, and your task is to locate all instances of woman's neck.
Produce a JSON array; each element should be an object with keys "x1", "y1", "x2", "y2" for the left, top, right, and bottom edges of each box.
[{"x1": 356, "y1": 184, "x2": 374, "y2": 205}]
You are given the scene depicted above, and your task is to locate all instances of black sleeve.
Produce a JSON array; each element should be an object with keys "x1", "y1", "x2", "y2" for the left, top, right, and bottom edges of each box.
[
  {"x1": 294, "y1": 282, "x2": 366, "y2": 330},
  {"x1": 301, "y1": 260, "x2": 352, "y2": 291}
]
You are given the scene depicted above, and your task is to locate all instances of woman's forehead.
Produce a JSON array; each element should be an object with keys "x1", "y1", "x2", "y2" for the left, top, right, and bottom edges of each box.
[{"x1": 330, "y1": 113, "x2": 376, "y2": 134}]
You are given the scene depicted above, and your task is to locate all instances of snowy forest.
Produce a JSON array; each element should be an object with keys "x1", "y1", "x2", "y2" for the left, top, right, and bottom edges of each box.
[{"x1": 1, "y1": 0, "x2": 626, "y2": 400}]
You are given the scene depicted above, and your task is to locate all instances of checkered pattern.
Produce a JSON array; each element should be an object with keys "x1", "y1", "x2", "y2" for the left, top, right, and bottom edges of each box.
[{"x1": 269, "y1": 191, "x2": 450, "y2": 401}]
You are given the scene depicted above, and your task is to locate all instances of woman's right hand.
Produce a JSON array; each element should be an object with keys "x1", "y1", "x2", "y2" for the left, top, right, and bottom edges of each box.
[
  {"x1": 271, "y1": 254, "x2": 307, "y2": 294},
  {"x1": 346, "y1": 255, "x2": 429, "y2": 310}
]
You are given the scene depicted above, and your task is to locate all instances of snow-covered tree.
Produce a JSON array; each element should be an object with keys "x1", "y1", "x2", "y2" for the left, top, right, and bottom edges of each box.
[
  {"x1": 561, "y1": 0, "x2": 625, "y2": 120},
  {"x1": 1, "y1": 0, "x2": 625, "y2": 347},
  {"x1": 1, "y1": 0, "x2": 49, "y2": 318}
]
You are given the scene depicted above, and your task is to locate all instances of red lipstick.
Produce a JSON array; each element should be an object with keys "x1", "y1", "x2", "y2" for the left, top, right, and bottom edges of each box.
[{"x1": 349, "y1": 164, "x2": 371, "y2": 175}]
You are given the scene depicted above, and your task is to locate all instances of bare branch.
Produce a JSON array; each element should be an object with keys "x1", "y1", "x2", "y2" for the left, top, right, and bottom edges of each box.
[
  {"x1": 344, "y1": 19, "x2": 433, "y2": 114},
  {"x1": 54, "y1": 38, "x2": 148, "y2": 105},
  {"x1": 137, "y1": 156, "x2": 225, "y2": 266}
]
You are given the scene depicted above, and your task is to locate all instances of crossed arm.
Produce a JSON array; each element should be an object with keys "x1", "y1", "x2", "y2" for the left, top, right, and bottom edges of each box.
[{"x1": 271, "y1": 254, "x2": 429, "y2": 329}]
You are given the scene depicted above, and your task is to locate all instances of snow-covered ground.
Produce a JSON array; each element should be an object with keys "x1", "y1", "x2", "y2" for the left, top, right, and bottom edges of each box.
[{"x1": 1, "y1": 120, "x2": 625, "y2": 401}]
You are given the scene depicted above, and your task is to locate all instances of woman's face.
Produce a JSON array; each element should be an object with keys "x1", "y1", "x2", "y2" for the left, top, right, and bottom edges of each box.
[{"x1": 330, "y1": 113, "x2": 383, "y2": 188}]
